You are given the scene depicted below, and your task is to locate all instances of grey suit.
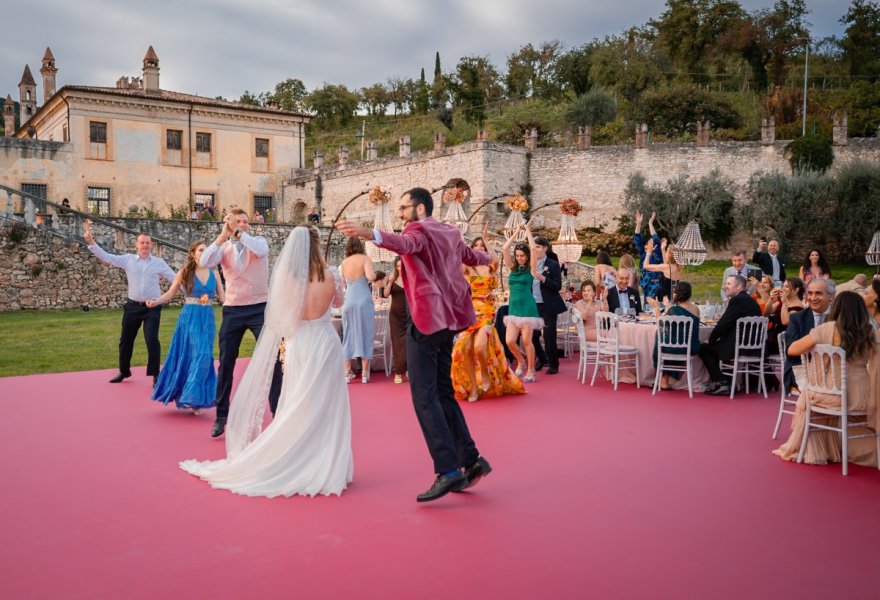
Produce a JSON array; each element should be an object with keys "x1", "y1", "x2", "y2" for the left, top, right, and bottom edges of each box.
[{"x1": 720, "y1": 264, "x2": 756, "y2": 301}]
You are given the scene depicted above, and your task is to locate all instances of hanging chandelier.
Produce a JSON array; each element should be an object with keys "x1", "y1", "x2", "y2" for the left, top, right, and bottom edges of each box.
[
  {"x1": 554, "y1": 198, "x2": 583, "y2": 264},
  {"x1": 503, "y1": 194, "x2": 529, "y2": 242},
  {"x1": 866, "y1": 231, "x2": 880, "y2": 271},
  {"x1": 365, "y1": 186, "x2": 396, "y2": 263},
  {"x1": 441, "y1": 187, "x2": 470, "y2": 235},
  {"x1": 672, "y1": 221, "x2": 707, "y2": 266}
]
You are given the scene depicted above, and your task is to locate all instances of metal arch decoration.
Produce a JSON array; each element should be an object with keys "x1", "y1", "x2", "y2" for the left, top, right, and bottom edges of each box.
[{"x1": 324, "y1": 189, "x2": 371, "y2": 261}]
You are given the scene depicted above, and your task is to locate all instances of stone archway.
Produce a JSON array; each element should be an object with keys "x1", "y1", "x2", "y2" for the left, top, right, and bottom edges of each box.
[{"x1": 293, "y1": 200, "x2": 307, "y2": 223}]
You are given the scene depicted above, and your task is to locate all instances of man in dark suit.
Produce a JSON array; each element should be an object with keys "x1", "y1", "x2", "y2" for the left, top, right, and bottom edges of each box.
[
  {"x1": 751, "y1": 238, "x2": 786, "y2": 284},
  {"x1": 783, "y1": 277, "x2": 835, "y2": 392},
  {"x1": 699, "y1": 275, "x2": 763, "y2": 396},
  {"x1": 606, "y1": 268, "x2": 643, "y2": 315},
  {"x1": 529, "y1": 235, "x2": 567, "y2": 374}
]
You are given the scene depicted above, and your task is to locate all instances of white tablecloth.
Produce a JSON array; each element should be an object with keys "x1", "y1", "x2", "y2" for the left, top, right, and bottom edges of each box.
[{"x1": 615, "y1": 321, "x2": 713, "y2": 391}]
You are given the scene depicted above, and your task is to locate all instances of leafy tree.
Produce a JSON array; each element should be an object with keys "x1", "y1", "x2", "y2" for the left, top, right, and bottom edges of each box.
[
  {"x1": 453, "y1": 57, "x2": 487, "y2": 127},
  {"x1": 564, "y1": 87, "x2": 617, "y2": 128},
  {"x1": 385, "y1": 77, "x2": 411, "y2": 116},
  {"x1": 635, "y1": 84, "x2": 742, "y2": 136},
  {"x1": 271, "y1": 78, "x2": 308, "y2": 111},
  {"x1": 556, "y1": 43, "x2": 595, "y2": 96},
  {"x1": 830, "y1": 160, "x2": 880, "y2": 259},
  {"x1": 505, "y1": 41, "x2": 564, "y2": 100},
  {"x1": 238, "y1": 90, "x2": 263, "y2": 106},
  {"x1": 623, "y1": 170, "x2": 737, "y2": 248},
  {"x1": 414, "y1": 68, "x2": 430, "y2": 115},
  {"x1": 785, "y1": 135, "x2": 834, "y2": 172},
  {"x1": 360, "y1": 83, "x2": 390, "y2": 116},
  {"x1": 431, "y1": 52, "x2": 450, "y2": 109},
  {"x1": 740, "y1": 0, "x2": 810, "y2": 89},
  {"x1": 840, "y1": 0, "x2": 880, "y2": 83},
  {"x1": 835, "y1": 80, "x2": 880, "y2": 137},
  {"x1": 589, "y1": 30, "x2": 665, "y2": 102},
  {"x1": 306, "y1": 84, "x2": 360, "y2": 128},
  {"x1": 435, "y1": 106, "x2": 454, "y2": 130},
  {"x1": 489, "y1": 97, "x2": 568, "y2": 146}
]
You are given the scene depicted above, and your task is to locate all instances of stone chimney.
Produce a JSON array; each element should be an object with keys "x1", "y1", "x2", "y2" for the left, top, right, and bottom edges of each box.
[
  {"x1": 265, "y1": 99, "x2": 279, "y2": 110},
  {"x1": 142, "y1": 46, "x2": 160, "y2": 94},
  {"x1": 696, "y1": 120, "x2": 711, "y2": 147},
  {"x1": 313, "y1": 150, "x2": 324, "y2": 168},
  {"x1": 577, "y1": 126, "x2": 592, "y2": 150},
  {"x1": 761, "y1": 117, "x2": 776, "y2": 145},
  {"x1": 4, "y1": 95, "x2": 15, "y2": 137},
  {"x1": 635, "y1": 123, "x2": 648, "y2": 149},
  {"x1": 832, "y1": 112, "x2": 848, "y2": 146},
  {"x1": 366, "y1": 140, "x2": 378, "y2": 160},
  {"x1": 524, "y1": 128, "x2": 538, "y2": 152},
  {"x1": 337, "y1": 145, "x2": 349, "y2": 166},
  {"x1": 398, "y1": 135, "x2": 411, "y2": 157},
  {"x1": 40, "y1": 47, "x2": 58, "y2": 103},
  {"x1": 476, "y1": 129, "x2": 487, "y2": 141},
  {"x1": 434, "y1": 133, "x2": 446, "y2": 150},
  {"x1": 18, "y1": 65, "x2": 37, "y2": 126}
]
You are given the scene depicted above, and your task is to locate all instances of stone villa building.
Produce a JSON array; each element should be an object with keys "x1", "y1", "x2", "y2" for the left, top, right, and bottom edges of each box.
[{"x1": 2, "y1": 46, "x2": 310, "y2": 218}]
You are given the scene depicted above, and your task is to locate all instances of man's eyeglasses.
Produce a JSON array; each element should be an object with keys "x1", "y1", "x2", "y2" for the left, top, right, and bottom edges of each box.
[{"x1": 398, "y1": 204, "x2": 414, "y2": 211}]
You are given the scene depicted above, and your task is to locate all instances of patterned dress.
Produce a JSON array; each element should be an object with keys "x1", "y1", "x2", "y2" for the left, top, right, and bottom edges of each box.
[{"x1": 451, "y1": 271, "x2": 525, "y2": 401}]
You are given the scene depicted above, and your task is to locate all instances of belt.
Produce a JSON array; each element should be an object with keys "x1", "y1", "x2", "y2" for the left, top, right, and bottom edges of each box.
[
  {"x1": 128, "y1": 299, "x2": 149, "y2": 307},
  {"x1": 184, "y1": 297, "x2": 211, "y2": 305}
]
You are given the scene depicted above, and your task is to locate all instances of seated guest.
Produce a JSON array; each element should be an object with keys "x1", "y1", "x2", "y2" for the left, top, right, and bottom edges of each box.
[
  {"x1": 574, "y1": 280, "x2": 608, "y2": 341},
  {"x1": 837, "y1": 273, "x2": 868, "y2": 294},
  {"x1": 593, "y1": 251, "x2": 617, "y2": 297},
  {"x1": 798, "y1": 248, "x2": 831, "y2": 285},
  {"x1": 750, "y1": 274, "x2": 775, "y2": 316},
  {"x1": 699, "y1": 275, "x2": 763, "y2": 396},
  {"x1": 766, "y1": 277, "x2": 805, "y2": 356},
  {"x1": 606, "y1": 268, "x2": 642, "y2": 315},
  {"x1": 720, "y1": 250, "x2": 756, "y2": 302},
  {"x1": 773, "y1": 291, "x2": 880, "y2": 467},
  {"x1": 752, "y1": 238, "x2": 786, "y2": 284},
  {"x1": 646, "y1": 281, "x2": 701, "y2": 390},
  {"x1": 864, "y1": 277, "x2": 880, "y2": 333},
  {"x1": 784, "y1": 277, "x2": 835, "y2": 393}
]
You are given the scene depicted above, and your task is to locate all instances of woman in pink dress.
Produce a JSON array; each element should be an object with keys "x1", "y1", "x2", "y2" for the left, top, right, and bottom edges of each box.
[{"x1": 574, "y1": 280, "x2": 607, "y2": 342}]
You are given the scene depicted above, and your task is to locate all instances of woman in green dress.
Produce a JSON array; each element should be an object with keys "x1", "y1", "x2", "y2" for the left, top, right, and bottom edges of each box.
[
  {"x1": 646, "y1": 281, "x2": 701, "y2": 390},
  {"x1": 501, "y1": 222, "x2": 544, "y2": 383}
]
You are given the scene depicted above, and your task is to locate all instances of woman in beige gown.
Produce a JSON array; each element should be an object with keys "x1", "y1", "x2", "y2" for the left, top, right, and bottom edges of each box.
[{"x1": 773, "y1": 291, "x2": 880, "y2": 467}]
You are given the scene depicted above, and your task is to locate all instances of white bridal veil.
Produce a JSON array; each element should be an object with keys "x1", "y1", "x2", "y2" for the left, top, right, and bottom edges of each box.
[{"x1": 224, "y1": 227, "x2": 311, "y2": 458}]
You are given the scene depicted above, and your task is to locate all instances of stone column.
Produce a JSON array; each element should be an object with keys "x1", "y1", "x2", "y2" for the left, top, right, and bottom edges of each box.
[
  {"x1": 696, "y1": 120, "x2": 711, "y2": 147},
  {"x1": 337, "y1": 145, "x2": 349, "y2": 167},
  {"x1": 476, "y1": 129, "x2": 487, "y2": 141},
  {"x1": 635, "y1": 124, "x2": 648, "y2": 149},
  {"x1": 832, "y1": 112, "x2": 848, "y2": 146},
  {"x1": 313, "y1": 150, "x2": 324, "y2": 168},
  {"x1": 1, "y1": 190, "x2": 10, "y2": 216},
  {"x1": 524, "y1": 128, "x2": 538, "y2": 152},
  {"x1": 577, "y1": 126, "x2": 592, "y2": 150},
  {"x1": 399, "y1": 135, "x2": 411, "y2": 157},
  {"x1": 761, "y1": 117, "x2": 776, "y2": 145},
  {"x1": 25, "y1": 197, "x2": 36, "y2": 226},
  {"x1": 433, "y1": 133, "x2": 446, "y2": 150},
  {"x1": 366, "y1": 140, "x2": 378, "y2": 160}
]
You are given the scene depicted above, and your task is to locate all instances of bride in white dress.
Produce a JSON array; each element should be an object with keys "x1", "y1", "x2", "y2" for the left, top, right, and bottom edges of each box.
[{"x1": 180, "y1": 226, "x2": 353, "y2": 497}]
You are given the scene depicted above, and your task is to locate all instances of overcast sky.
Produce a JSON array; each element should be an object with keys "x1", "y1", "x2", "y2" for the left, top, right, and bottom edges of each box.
[{"x1": 1, "y1": 0, "x2": 848, "y2": 105}]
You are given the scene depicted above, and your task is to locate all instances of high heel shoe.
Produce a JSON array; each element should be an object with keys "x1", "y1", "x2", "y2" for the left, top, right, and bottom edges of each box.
[
  {"x1": 345, "y1": 371, "x2": 354, "y2": 384},
  {"x1": 523, "y1": 371, "x2": 536, "y2": 383},
  {"x1": 468, "y1": 390, "x2": 479, "y2": 402},
  {"x1": 362, "y1": 373, "x2": 370, "y2": 383},
  {"x1": 481, "y1": 376, "x2": 490, "y2": 392}
]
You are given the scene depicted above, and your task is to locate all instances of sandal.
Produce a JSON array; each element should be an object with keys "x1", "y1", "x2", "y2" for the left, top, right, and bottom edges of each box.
[
  {"x1": 468, "y1": 390, "x2": 479, "y2": 402},
  {"x1": 523, "y1": 371, "x2": 536, "y2": 383}
]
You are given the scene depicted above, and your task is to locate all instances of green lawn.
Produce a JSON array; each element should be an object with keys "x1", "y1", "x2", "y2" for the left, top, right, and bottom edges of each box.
[{"x1": 0, "y1": 259, "x2": 868, "y2": 377}]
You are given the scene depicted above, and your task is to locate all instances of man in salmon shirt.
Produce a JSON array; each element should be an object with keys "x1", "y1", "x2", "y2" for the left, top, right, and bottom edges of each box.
[{"x1": 337, "y1": 187, "x2": 493, "y2": 502}]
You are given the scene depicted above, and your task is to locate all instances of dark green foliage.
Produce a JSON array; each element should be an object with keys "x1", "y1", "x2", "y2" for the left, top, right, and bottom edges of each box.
[
  {"x1": 435, "y1": 107, "x2": 454, "y2": 130},
  {"x1": 306, "y1": 84, "x2": 360, "y2": 128},
  {"x1": 454, "y1": 58, "x2": 486, "y2": 126},
  {"x1": 634, "y1": 85, "x2": 742, "y2": 136},
  {"x1": 830, "y1": 161, "x2": 880, "y2": 259},
  {"x1": 840, "y1": 0, "x2": 880, "y2": 83},
  {"x1": 564, "y1": 87, "x2": 617, "y2": 128},
  {"x1": 785, "y1": 135, "x2": 834, "y2": 172},
  {"x1": 623, "y1": 170, "x2": 737, "y2": 249}
]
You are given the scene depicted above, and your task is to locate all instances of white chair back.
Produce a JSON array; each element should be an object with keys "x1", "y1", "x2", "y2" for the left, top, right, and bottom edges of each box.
[
  {"x1": 803, "y1": 344, "x2": 846, "y2": 405},
  {"x1": 595, "y1": 311, "x2": 619, "y2": 347},
  {"x1": 372, "y1": 309, "x2": 392, "y2": 375},
  {"x1": 656, "y1": 315, "x2": 694, "y2": 354},
  {"x1": 735, "y1": 316, "x2": 769, "y2": 351}
]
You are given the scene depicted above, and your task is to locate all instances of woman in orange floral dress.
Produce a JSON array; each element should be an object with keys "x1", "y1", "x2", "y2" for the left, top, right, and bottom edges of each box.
[{"x1": 452, "y1": 225, "x2": 525, "y2": 402}]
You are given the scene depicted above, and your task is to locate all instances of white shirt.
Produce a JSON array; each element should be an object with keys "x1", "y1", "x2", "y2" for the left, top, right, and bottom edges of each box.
[
  {"x1": 201, "y1": 232, "x2": 270, "y2": 269},
  {"x1": 87, "y1": 243, "x2": 176, "y2": 301},
  {"x1": 769, "y1": 253, "x2": 781, "y2": 281},
  {"x1": 532, "y1": 256, "x2": 546, "y2": 304},
  {"x1": 616, "y1": 287, "x2": 631, "y2": 311}
]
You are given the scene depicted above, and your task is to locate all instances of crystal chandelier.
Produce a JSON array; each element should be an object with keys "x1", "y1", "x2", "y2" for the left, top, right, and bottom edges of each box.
[
  {"x1": 866, "y1": 231, "x2": 880, "y2": 270},
  {"x1": 366, "y1": 201, "x2": 396, "y2": 263},
  {"x1": 441, "y1": 187, "x2": 470, "y2": 236},
  {"x1": 672, "y1": 221, "x2": 707, "y2": 266},
  {"x1": 554, "y1": 215, "x2": 583, "y2": 264}
]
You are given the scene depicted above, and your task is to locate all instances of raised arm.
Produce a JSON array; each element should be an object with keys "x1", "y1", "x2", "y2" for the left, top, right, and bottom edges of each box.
[
  {"x1": 525, "y1": 224, "x2": 540, "y2": 278},
  {"x1": 238, "y1": 232, "x2": 269, "y2": 258},
  {"x1": 501, "y1": 225, "x2": 519, "y2": 270},
  {"x1": 86, "y1": 237, "x2": 129, "y2": 270}
]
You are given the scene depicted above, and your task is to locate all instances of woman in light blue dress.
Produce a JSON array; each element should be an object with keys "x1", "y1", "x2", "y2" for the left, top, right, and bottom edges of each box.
[
  {"x1": 340, "y1": 237, "x2": 377, "y2": 383},
  {"x1": 149, "y1": 241, "x2": 225, "y2": 413}
]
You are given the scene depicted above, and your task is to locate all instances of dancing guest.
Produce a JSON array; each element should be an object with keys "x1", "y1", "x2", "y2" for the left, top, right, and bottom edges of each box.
[
  {"x1": 574, "y1": 280, "x2": 608, "y2": 341},
  {"x1": 501, "y1": 222, "x2": 544, "y2": 383},
  {"x1": 646, "y1": 281, "x2": 701, "y2": 391},
  {"x1": 340, "y1": 237, "x2": 377, "y2": 384},
  {"x1": 641, "y1": 238, "x2": 681, "y2": 303},
  {"x1": 84, "y1": 227, "x2": 176, "y2": 385},
  {"x1": 593, "y1": 251, "x2": 617, "y2": 297},
  {"x1": 200, "y1": 208, "x2": 282, "y2": 438},
  {"x1": 633, "y1": 210, "x2": 663, "y2": 299},
  {"x1": 451, "y1": 225, "x2": 525, "y2": 402},
  {"x1": 382, "y1": 257, "x2": 410, "y2": 384},
  {"x1": 530, "y1": 234, "x2": 566, "y2": 375},
  {"x1": 148, "y1": 242, "x2": 225, "y2": 414},
  {"x1": 337, "y1": 187, "x2": 494, "y2": 502},
  {"x1": 773, "y1": 291, "x2": 880, "y2": 467},
  {"x1": 181, "y1": 227, "x2": 353, "y2": 497},
  {"x1": 798, "y1": 248, "x2": 831, "y2": 285}
]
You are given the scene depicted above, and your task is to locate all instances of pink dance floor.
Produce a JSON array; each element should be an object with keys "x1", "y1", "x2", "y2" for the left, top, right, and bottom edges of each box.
[{"x1": 2, "y1": 361, "x2": 879, "y2": 599}]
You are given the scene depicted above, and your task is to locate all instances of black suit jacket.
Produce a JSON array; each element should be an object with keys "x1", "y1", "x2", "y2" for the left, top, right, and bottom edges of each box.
[
  {"x1": 784, "y1": 307, "x2": 818, "y2": 366},
  {"x1": 607, "y1": 286, "x2": 643, "y2": 315},
  {"x1": 707, "y1": 291, "x2": 763, "y2": 360},
  {"x1": 536, "y1": 257, "x2": 567, "y2": 315},
  {"x1": 751, "y1": 250, "x2": 786, "y2": 282}
]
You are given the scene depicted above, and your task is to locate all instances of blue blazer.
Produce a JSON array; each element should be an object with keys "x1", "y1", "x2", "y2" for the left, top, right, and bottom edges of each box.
[{"x1": 784, "y1": 308, "x2": 817, "y2": 365}]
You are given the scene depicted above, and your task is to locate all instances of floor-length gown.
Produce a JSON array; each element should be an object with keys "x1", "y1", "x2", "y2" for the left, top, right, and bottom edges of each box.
[
  {"x1": 452, "y1": 272, "x2": 525, "y2": 400},
  {"x1": 152, "y1": 271, "x2": 217, "y2": 410},
  {"x1": 773, "y1": 322, "x2": 880, "y2": 467},
  {"x1": 180, "y1": 308, "x2": 353, "y2": 497},
  {"x1": 342, "y1": 276, "x2": 375, "y2": 360}
]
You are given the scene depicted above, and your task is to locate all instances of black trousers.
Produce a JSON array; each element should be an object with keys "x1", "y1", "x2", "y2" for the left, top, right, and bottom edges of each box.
[
  {"x1": 119, "y1": 301, "x2": 162, "y2": 377},
  {"x1": 531, "y1": 303, "x2": 559, "y2": 368},
  {"x1": 494, "y1": 305, "x2": 515, "y2": 362},
  {"x1": 216, "y1": 303, "x2": 283, "y2": 419},
  {"x1": 698, "y1": 342, "x2": 726, "y2": 383},
  {"x1": 406, "y1": 324, "x2": 479, "y2": 474}
]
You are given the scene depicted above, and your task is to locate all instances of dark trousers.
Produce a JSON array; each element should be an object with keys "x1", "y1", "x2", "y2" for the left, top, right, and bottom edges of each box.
[
  {"x1": 216, "y1": 303, "x2": 283, "y2": 419},
  {"x1": 495, "y1": 305, "x2": 515, "y2": 362},
  {"x1": 406, "y1": 324, "x2": 479, "y2": 474},
  {"x1": 698, "y1": 342, "x2": 727, "y2": 383},
  {"x1": 119, "y1": 301, "x2": 162, "y2": 377},
  {"x1": 531, "y1": 303, "x2": 559, "y2": 368}
]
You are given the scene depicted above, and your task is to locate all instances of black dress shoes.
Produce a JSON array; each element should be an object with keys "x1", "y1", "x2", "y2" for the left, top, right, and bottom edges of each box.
[
  {"x1": 535, "y1": 361, "x2": 544, "y2": 372},
  {"x1": 416, "y1": 471, "x2": 468, "y2": 502},
  {"x1": 109, "y1": 373, "x2": 131, "y2": 383},
  {"x1": 456, "y1": 456, "x2": 493, "y2": 491},
  {"x1": 153, "y1": 375, "x2": 158, "y2": 388},
  {"x1": 211, "y1": 418, "x2": 227, "y2": 438},
  {"x1": 546, "y1": 366, "x2": 559, "y2": 375},
  {"x1": 706, "y1": 383, "x2": 731, "y2": 396}
]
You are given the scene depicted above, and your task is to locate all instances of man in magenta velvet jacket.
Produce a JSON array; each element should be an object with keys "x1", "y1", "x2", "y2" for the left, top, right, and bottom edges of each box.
[{"x1": 337, "y1": 187, "x2": 493, "y2": 503}]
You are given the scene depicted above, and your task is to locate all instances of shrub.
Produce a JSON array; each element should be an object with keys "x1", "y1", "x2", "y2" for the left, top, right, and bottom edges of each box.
[
  {"x1": 564, "y1": 87, "x2": 618, "y2": 129},
  {"x1": 785, "y1": 135, "x2": 834, "y2": 173},
  {"x1": 830, "y1": 161, "x2": 880, "y2": 260},
  {"x1": 632, "y1": 85, "x2": 742, "y2": 137}
]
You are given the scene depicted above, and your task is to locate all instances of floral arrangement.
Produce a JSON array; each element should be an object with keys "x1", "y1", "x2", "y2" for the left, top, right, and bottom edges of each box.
[
  {"x1": 368, "y1": 186, "x2": 392, "y2": 206},
  {"x1": 199, "y1": 294, "x2": 210, "y2": 305},
  {"x1": 443, "y1": 187, "x2": 468, "y2": 204},
  {"x1": 505, "y1": 194, "x2": 529, "y2": 212},
  {"x1": 560, "y1": 198, "x2": 582, "y2": 217}
]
